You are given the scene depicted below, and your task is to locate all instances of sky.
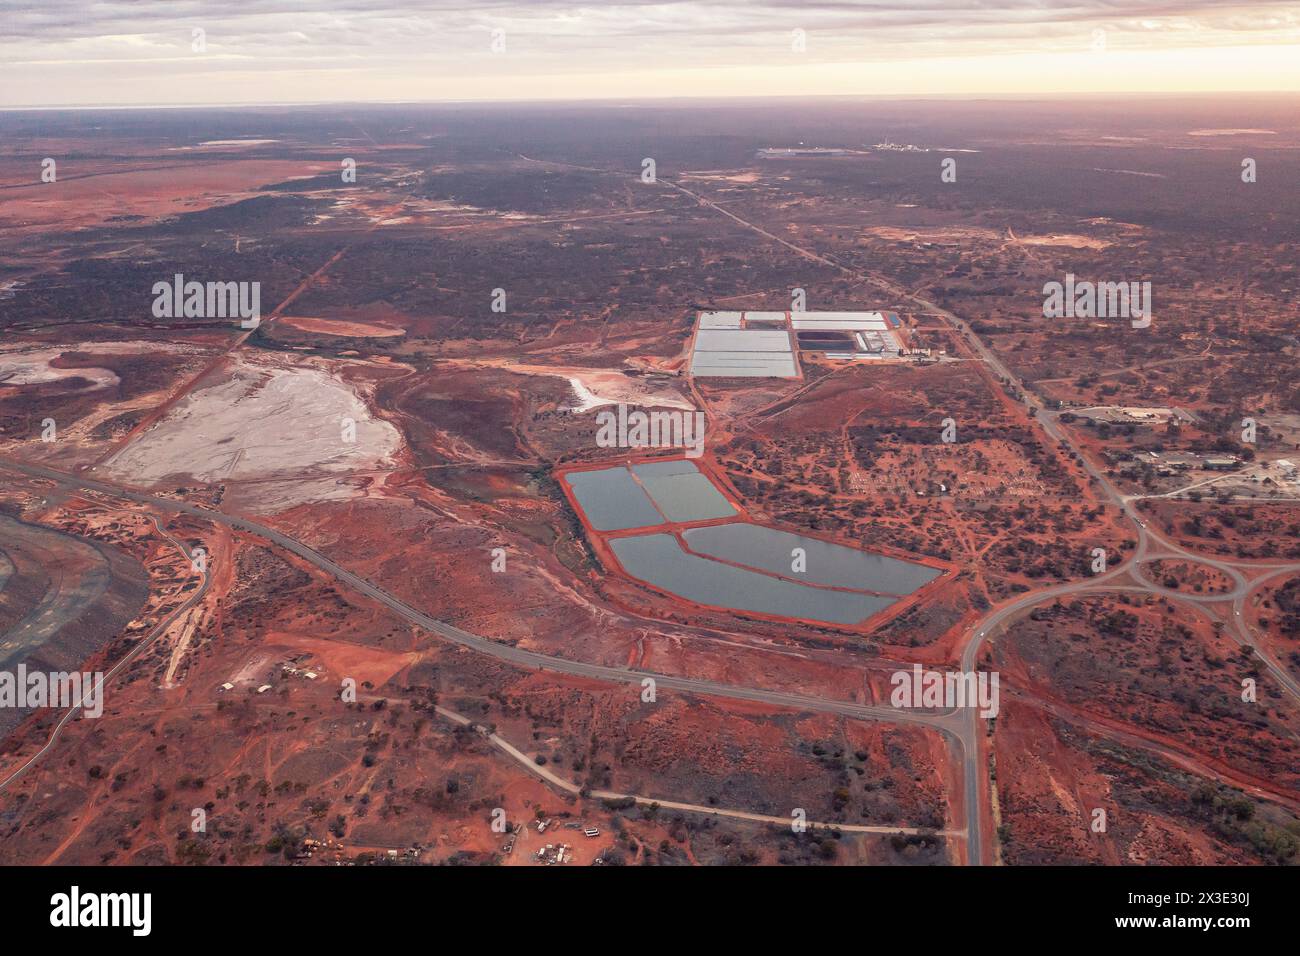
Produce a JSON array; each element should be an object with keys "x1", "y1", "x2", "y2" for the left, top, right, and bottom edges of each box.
[{"x1": 3, "y1": 1, "x2": 1300, "y2": 107}]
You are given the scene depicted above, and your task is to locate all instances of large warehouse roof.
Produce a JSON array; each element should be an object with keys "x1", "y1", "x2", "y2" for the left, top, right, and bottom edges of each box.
[
  {"x1": 690, "y1": 325, "x2": 798, "y2": 378},
  {"x1": 690, "y1": 354, "x2": 798, "y2": 377},
  {"x1": 791, "y1": 311, "x2": 889, "y2": 331},
  {"x1": 693, "y1": 329, "x2": 793, "y2": 352},
  {"x1": 697, "y1": 311, "x2": 743, "y2": 329}
]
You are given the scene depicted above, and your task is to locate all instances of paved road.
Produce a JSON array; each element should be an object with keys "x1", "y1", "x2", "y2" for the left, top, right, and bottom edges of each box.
[
  {"x1": 937, "y1": 302, "x2": 1300, "y2": 860},
  {"x1": 0, "y1": 456, "x2": 967, "y2": 808},
  {"x1": 7, "y1": 177, "x2": 1299, "y2": 865},
  {"x1": 667, "y1": 179, "x2": 1300, "y2": 860}
]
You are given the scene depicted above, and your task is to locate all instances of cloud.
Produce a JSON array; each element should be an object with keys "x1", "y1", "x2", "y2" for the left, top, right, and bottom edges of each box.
[{"x1": 3, "y1": 1, "x2": 1298, "y2": 104}]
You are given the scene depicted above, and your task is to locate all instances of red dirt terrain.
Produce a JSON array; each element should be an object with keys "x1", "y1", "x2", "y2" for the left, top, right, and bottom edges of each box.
[{"x1": 3, "y1": 102, "x2": 1299, "y2": 868}]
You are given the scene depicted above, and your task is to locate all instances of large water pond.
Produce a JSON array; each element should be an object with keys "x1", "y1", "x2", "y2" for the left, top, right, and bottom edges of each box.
[
  {"x1": 683, "y1": 523, "x2": 940, "y2": 594},
  {"x1": 609, "y1": 533, "x2": 895, "y2": 625},
  {"x1": 630, "y1": 461, "x2": 736, "y2": 523},
  {"x1": 562, "y1": 466, "x2": 664, "y2": 531}
]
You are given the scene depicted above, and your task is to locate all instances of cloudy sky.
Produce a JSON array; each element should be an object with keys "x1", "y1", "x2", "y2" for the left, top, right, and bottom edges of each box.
[{"x1": 4, "y1": 1, "x2": 1300, "y2": 107}]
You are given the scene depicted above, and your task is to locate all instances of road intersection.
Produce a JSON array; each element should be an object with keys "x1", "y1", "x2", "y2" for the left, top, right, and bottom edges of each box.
[{"x1": 3, "y1": 176, "x2": 1298, "y2": 864}]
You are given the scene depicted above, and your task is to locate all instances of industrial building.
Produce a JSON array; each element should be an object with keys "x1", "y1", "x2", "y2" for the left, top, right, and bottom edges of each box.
[
  {"x1": 697, "y1": 311, "x2": 743, "y2": 330},
  {"x1": 790, "y1": 311, "x2": 896, "y2": 332},
  {"x1": 689, "y1": 321, "x2": 798, "y2": 378},
  {"x1": 688, "y1": 309, "x2": 903, "y2": 378}
]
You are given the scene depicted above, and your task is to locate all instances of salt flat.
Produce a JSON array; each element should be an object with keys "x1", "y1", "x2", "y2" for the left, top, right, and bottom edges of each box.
[{"x1": 102, "y1": 358, "x2": 400, "y2": 505}]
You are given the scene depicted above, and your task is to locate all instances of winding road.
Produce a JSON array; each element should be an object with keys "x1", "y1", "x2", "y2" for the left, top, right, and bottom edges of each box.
[
  {"x1": 657, "y1": 176, "x2": 1300, "y2": 864},
  {"x1": 3, "y1": 165, "x2": 1298, "y2": 865}
]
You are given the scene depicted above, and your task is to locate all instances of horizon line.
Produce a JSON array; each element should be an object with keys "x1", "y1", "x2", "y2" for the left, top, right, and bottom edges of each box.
[{"x1": 5, "y1": 89, "x2": 1300, "y2": 113}]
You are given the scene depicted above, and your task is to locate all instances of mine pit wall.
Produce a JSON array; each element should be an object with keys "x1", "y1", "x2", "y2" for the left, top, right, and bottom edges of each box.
[{"x1": 0, "y1": 514, "x2": 150, "y2": 739}]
